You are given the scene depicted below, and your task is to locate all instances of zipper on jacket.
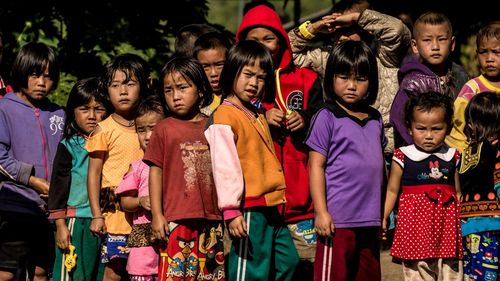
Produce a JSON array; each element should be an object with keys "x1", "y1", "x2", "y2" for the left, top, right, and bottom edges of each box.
[{"x1": 34, "y1": 108, "x2": 49, "y2": 180}]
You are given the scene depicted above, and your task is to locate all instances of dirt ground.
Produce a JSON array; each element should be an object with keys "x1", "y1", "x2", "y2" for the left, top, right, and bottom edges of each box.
[{"x1": 381, "y1": 249, "x2": 403, "y2": 281}]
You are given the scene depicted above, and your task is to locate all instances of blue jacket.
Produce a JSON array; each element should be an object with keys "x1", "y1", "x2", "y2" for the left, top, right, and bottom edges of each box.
[{"x1": 0, "y1": 93, "x2": 65, "y2": 216}]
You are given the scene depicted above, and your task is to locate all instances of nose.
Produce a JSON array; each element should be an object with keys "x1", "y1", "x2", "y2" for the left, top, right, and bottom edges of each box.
[
  {"x1": 346, "y1": 78, "x2": 357, "y2": 90},
  {"x1": 431, "y1": 39, "x2": 440, "y2": 50},
  {"x1": 119, "y1": 83, "x2": 128, "y2": 95},
  {"x1": 88, "y1": 108, "x2": 96, "y2": 120},
  {"x1": 145, "y1": 129, "x2": 153, "y2": 141}
]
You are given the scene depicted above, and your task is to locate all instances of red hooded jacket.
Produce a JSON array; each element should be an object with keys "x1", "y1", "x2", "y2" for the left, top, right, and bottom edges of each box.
[{"x1": 237, "y1": 5, "x2": 324, "y2": 223}]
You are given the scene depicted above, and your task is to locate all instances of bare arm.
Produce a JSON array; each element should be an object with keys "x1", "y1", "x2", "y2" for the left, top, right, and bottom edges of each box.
[
  {"x1": 87, "y1": 151, "x2": 106, "y2": 235},
  {"x1": 309, "y1": 150, "x2": 334, "y2": 237},
  {"x1": 454, "y1": 169, "x2": 461, "y2": 201},
  {"x1": 382, "y1": 160, "x2": 403, "y2": 239},
  {"x1": 149, "y1": 165, "x2": 168, "y2": 240}
]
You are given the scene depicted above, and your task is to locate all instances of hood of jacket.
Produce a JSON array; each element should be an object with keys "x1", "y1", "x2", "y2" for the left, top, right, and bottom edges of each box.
[{"x1": 236, "y1": 4, "x2": 293, "y2": 70}]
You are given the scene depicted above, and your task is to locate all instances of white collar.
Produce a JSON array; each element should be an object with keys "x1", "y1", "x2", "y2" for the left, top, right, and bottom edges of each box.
[{"x1": 400, "y1": 144, "x2": 456, "y2": 162}]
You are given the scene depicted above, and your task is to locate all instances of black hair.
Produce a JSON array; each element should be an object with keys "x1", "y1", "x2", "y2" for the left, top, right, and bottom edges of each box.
[
  {"x1": 323, "y1": 40, "x2": 378, "y2": 105},
  {"x1": 159, "y1": 56, "x2": 213, "y2": 110},
  {"x1": 404, "y1": 92, "x2": 454, "y2": 132},
  {"x1": 413, "y1": 12, "x2": 453, "y2": 38},
  {"x1": 219, "y1": 40, "x2": 275, "y2": 101},
  {"x1": 476, "y1": 21, "x2": 500, "y2": 48},
  {"x1": 464, "y1": 91, "x2": 500, "y2": 144},
  {"x1": 192, "y1": 31, "x2": 231, "y2": 59},
  {"x1": 63, "y1": 77, "x2": 112, "y2": 138},
  {"x1": 175, "y1": 24, "x2": 219, "y2": 57},
  {"x1": 11, "y1": 42, "x2": 60, "y2": 92},
  {"x1": 101, "y1": 53, "x2": 150, "y2": 101},
  {"x1": 134, "y1": 94, "x2": 165, "y2": 120}
]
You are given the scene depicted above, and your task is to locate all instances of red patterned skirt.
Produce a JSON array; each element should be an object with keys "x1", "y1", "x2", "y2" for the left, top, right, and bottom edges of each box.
[{"x1": 390, "y1": 184, "x2": 463, "y2": 260}]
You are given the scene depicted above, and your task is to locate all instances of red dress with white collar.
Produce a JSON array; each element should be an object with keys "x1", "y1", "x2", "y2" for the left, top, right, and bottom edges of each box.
[{"x1": 390, "y1": 144, "x2": 463, "y2": 260}]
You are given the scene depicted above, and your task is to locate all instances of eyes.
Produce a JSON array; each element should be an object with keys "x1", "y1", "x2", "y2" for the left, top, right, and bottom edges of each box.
[
  {"x1": 29, "y1": 73, "x2": 52, "y2": 81},
  {"x1": 109, "y1": 80, "x2": 138, "y2": 89},
  {"x1": 163, "y1": 83, "x2": 193, "y2": 96},
  {"x1": 76, "y1": 105, "x2": 106, "y2": 114},
  {"x1": 335, "y1": 74, "x2": 368, "y2": 82}
]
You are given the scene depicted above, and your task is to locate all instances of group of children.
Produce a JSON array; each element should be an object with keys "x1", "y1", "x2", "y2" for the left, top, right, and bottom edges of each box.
[{"x1": 0, "y1": 1, "x2": 499, "y2": 281}]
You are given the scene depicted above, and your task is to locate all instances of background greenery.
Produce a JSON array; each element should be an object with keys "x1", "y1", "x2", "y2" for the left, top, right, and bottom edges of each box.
[{"x1": 0, "y1": 0, "x2": 496, "y2": 106}]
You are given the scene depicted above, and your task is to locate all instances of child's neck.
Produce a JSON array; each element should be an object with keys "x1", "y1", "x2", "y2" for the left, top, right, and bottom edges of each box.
[
  {"x1": 175, "y1": 110, "x2": 204, "y2": 122},
  {"x1": 334, "y1": 100, "x2": 368, "y2": 120},
  {"x1": 16, "y1": 92, "x2": 43, "y2": 108},
  {"x1": 111, "y1": 113, "x2": 135, "y2": 127},
  {"x1": 226, "y1": 95, "x2": 256, "y2": 114}
]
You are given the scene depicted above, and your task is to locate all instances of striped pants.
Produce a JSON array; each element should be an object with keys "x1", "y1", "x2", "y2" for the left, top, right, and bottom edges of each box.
[{"x1": 227, "y1": 206, "x2": 299, "y2": 281}]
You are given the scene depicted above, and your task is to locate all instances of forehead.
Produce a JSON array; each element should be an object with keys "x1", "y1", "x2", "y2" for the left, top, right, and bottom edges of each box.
[
  {"x1": 415, "y1": 22, "x2": 451, "y2": 37},
  {"x1": 112, "y1": 69, "x2": 137, "y2": 81},
  {"x1": 246, "y1": 27, "x2": 276, "y2": 38},
  {"x1": 197, "y1": 48, "x2": 226, "y2": 61},
  {"x1": 163, "y1": 71, "x2": 190, "y2": 84},
  {"x1": 135, "y1": 112, "x2": 163, "y2": 125},
  {"x1": 413, "y1": 106, "x2": 446, "y2": 122}
]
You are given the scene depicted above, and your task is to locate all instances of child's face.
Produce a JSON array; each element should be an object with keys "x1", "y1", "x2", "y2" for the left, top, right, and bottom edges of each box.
[
  {"x1": 233, "y1": 60, "x2": 266, "y2": 104},
  {"x1": 411, "y1": 23, "x2": 455, "y2": 66},
  {"x1": 163, "y1": 71, "x2": 200, "y2": 119},
  {"x1": 108, "y1": 70, "x2": 141, "y2": 116},
  {"x1": 245, "y1": 27, "x2": 280, "y2": 60},
  {"x1": 409, "y1": 106, "x2": 448, "y2": 152},
  {"x1": 196, "y1": 47, "x2": 226, "y2": 94},
  {"x1": 74, "y1": 97, "x2": 107, "y2": 135},
  {"x1": 21, "y1": 64, "x2": 54, "y2": 105},
  {"x1": 333, "y1": 73, "x2": 369, "y2": 107},
  {"x1": 136, "y1": 112, "x2": 164, "y2": 151},
  {"x1": 477, "y1": 37, "x2": 500, "y2": 80}
]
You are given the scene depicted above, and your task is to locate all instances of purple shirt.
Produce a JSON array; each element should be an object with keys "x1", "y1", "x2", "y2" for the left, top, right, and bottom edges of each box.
[{"x1": 305, "y1": 104, "x2": 386, "y2": 228}]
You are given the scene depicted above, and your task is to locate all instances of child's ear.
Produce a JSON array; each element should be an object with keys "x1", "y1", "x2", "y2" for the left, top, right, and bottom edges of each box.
[{"x1": 411, "y1": 39, "x2": 419, "y2": 55}]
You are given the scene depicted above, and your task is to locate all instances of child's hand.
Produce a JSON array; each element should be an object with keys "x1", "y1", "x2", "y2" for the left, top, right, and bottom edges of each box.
[
  {"x1": 285, "y1": 111, "x2": 305, "y2": 132},
  {"x1": 315, "y1": 211, "x2": 335, "y2": 237},
  {"x1": 89, "y1": 217, "x2": 106, "y2": 236},
  {"x1": 227, "y1": 215, "x2": 248, "y2": 239},
  {"x1": 139, "y1": 196, "x2": 151, "y2": 211},
  {"x1": 55, "y1": 219, "x2": 71, "y2": 250},
  {"x1": 381, "y1": 217, "x2": 389, "y2": 241},
  {"x1": 265, "y1": 108, "x2": 285, "y2": 127},
  {"x1": 152, "y1": 214, "x2": 169, "y2": 241},
  {"x1": 28, "y1": 176, "x2": 49, "y2": 197}
]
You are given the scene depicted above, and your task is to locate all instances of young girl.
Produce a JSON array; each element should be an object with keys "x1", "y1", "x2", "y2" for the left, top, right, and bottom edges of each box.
[
  {"x1": 382, "y1": 92, "x2": 462, "y2": 280},
  {"x1": 458, "y1": 91, "x2": 500, "y2": 281},
  {"x1": 86, "y1": 53, "x2": 150, "y2": 281},
  {"x1": 48, "y1": 77, "x2": 110, "y2": 281},
  {"x1": 205, "y1": 40, "x2": 299, "y2": 281},
  {"x1": 115, "y1": 95, "x2": 164, "y2": 281},
  {"x1": 0, "y1": 41, "x2": 64, "y2": 281},
  {"x1": 143, "y1": 56, "x2": 224, "y2": 281},
  {"x1": 447, "y1": 21, "x2": 500, "y2": 152},
  {"x1": 306, "y1": 40, "x2": 385, "y2": 281}
]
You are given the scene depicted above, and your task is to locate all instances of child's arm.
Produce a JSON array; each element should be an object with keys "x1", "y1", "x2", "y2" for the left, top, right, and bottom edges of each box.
[
  {"x1": 87, "y1": 151, "x2": 106, "y2": 236},
  {"x1": 205, "y1": 122, "x2": 247, "y2": 237},
  {"x1": 309, "y1": 150, "x2": 334, "y2": 237},
  {"x1": 149, "y1": 165, "x2": 168, "y2": 241},
  {"x1": 382, "y1": 160, "x2": 403, "y2": 240},
  {"x1": 116, "y1": 165, "x2": 151, "y2": 212},
  {"x1": 454, "y1": 164, "x2": 462, "y2": 201},
  {"x1": 48, "y1": 143, "x2": 73, "y2": 249}
]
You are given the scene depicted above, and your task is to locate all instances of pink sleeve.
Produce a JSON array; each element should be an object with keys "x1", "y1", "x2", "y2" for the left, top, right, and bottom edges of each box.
[
  {"x1": 115, "y1": 165, "x2": 139, "y2": 195},
  {"x1": 204, "y1": 124, "x2": 244, "y2": 219}
]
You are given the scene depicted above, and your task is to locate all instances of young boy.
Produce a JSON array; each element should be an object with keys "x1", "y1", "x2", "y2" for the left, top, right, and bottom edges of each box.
[
  {"x1": 390, "y1": 11, "x2": 470, "y2": 147},
  {"x1": 446, "y1": 21, "x2": 500, "y2": 152},
  {"x1": 193, "y1": 31, "x2": 232, "y2": 116},
  {"x1": 0, "y1": 42, "x2": 64, "y2": 280},
  {"x1": 236, "y1": 4, "x2": 324, "y2": 279}
]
